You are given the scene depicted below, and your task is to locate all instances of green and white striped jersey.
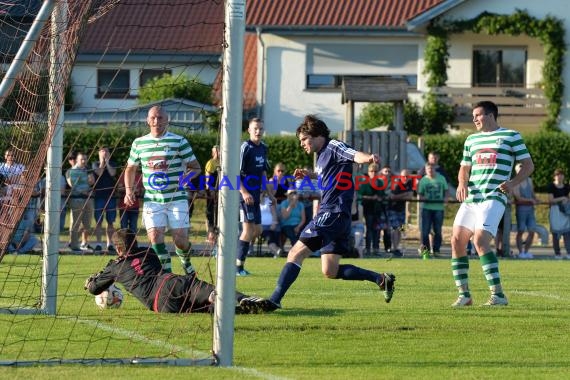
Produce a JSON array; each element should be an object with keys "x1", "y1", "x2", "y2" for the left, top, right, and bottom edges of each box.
[
  {"x1": 461, "y1": 127, "x2": 530, "y2": 205},
  {"x1": 127, "y1": 131, "x2": 196, "y2": 203}
]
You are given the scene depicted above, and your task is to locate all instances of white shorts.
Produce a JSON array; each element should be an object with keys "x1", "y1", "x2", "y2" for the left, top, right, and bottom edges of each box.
[
  {"x1": 453, "y1": 200, "x2": 505, "y2": 238},
  {"x1": 142, "y1": 200, "x2": 191, "y2": 230}
]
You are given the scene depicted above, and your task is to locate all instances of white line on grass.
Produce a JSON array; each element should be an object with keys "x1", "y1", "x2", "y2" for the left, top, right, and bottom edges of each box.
[
  {"x1": 64, "y1": 315, "x2": 210, "y2": 359},
  {"x1": 63, "y1": 316, "x2": 289, "y2": 380},
  {"x1": 512, "y1": 290, "x2": 569, "y2": 301}
]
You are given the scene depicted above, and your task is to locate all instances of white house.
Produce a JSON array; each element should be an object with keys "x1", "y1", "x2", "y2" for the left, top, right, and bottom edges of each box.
[
  {"x1": 69, "y1": 0, "x2": 223, "y2": 126},
  {"x1": 245, "y1": 0, "x2": 570, "y2": 134}
]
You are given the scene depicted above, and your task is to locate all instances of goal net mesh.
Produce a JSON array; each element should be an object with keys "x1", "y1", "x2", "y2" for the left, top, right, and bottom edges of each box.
[{"x1": 0, "y1": 0, "x2": 226, "y2": 366}]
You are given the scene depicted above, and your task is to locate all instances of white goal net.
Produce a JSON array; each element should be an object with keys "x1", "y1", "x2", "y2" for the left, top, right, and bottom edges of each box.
[{"x1": 0, "y1": 0, "x2": 237, "y2": 366}]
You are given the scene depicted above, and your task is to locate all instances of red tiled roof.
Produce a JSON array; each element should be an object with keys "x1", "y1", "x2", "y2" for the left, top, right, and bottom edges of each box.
[
  {"x1": 246, "y1": 0, "x2": 444, "y2": 28},
  {"x1": 79, "y1": 0, "x2": 224, "y2": 54},
  {"x1": 242, "y1": 33, "x2": 258, "y2": 111},
  {"x1": 213, "y1": 33, "x2": 257, "y2": 111}
]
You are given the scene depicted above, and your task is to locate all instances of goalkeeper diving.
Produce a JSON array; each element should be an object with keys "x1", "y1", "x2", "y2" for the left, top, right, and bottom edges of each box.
[{"x1": 85, "y1": 228, "x2": 269, "y2": 314}]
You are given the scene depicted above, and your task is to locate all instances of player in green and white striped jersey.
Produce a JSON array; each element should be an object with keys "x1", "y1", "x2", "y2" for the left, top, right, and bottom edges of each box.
[
  {"x1": 450, "y1": 101, "x2": 534, "y2": 307},
  {"x1": 123, "y1": 106, "x2": 202, "y2": 274}
]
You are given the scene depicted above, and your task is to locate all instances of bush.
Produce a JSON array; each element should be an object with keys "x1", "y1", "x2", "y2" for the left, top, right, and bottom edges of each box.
[
  {"x1": 138, "y1": 73, "x2": 220, "y2": 132},
  {"x1": 357, "y1": 98, "x2": 454, "y2": 135}
]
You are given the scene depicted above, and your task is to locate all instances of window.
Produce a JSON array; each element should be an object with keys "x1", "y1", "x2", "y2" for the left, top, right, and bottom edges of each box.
[
  {"x1": 140, "y1": 69, "x2": 172, "y2": 87},
  {"x1": 306, "y1": 75, "x2": 342, "y2": 89},
  {"x1": 306, "y1": 75, "x2": 417, "y2": 90},
  {"x1": 473, "y1": 47, "x2": 526, "y2": 87},
  {"x1": 97, "y1": 69, "x2": 130, "y2": 98}
]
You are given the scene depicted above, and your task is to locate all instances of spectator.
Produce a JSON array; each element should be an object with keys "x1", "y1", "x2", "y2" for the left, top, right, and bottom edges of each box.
[
  {"x1": 297, "y1": 165, "x2": 317, "y2": 230},
  {"x1": 272, "y1": 162, "x2": 290, "y2": 204},
  {"x1": 279, "y1": 189, "x2": 306, "y2": 248},
  {"x1": 7, "y1": 216, "x2": 39, "y2": 254},
  {"x1": 417, "y1": 151, "x2": 451, "y2": 184},
  {"x1": 6, "y1": 174, "x2": 40, "y2": 232},
  {"x1": 417, "y1": 162, "x2": 449, "y2": 256},
  {"x1": 378, "y1": 165, "x2": 393, "y2": 254},
  {"x1": 117, "y1": 167, "x2": 143, "y2": 234},
  {"x1": 547, "y1": 168, "x2": 570, "y2": 259},
  {"x1": 511, "y1": 162, "x2": 539, "y2": 259},
  {"x1": 204, "y1": 145, "x2": 220, "y2": 244},
  {"x1": 351, "y1": 188, "x2": 365, "y2": 258},
  {"x1": 37, "y1": 170, "x2": 68, "y2": 233},
  {"x1": 92, "y1": 146, "x2": 118, "y2": 253},
  {"x1": 65, "y1": 152, "x2": 95, "y2": 253},
  {"x1": 60, "y1": 151, "x2": 77, "y2": 232},
  {"x1": 357, "y1": 163, "x2": 382, "y2": 256},
  {"x1": 0, "y1": 178, "x2": 38, "y2": 254},
  {"x1": 259, "y1": 191, "x2": 282, "y2": 258},
  {"x1": 418, "y1": 151, "x2": 452, "y2": 254},
  {"x1": 388, "y1": 168, "x2": 414, "y2": 256},
  {"x1": 0, "y1": 148, "x2": 25, "y2": 184}
]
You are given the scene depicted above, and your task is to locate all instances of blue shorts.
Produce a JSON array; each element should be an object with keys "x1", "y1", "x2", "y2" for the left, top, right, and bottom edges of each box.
[
  {"x1": 240, "y1": 200, "x2": 261, "y2": 224},
  {"x1": 516, "y1": 208, "x2": 536, "y2": 232},
  {"x1": 299, "y1": 211, "x2": 351, "y2": 256},
  {"x1": 94, "y1": 197, "x2": 117, "y2": 225}
]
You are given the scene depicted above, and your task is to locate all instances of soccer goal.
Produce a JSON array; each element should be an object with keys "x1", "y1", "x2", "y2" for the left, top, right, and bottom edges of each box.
[{"x1": 0, "y1": 0, "x2": 243, "y2": 367}]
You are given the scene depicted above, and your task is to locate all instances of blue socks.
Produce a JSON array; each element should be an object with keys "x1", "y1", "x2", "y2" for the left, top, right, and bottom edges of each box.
[
  {"x1": 270, "y1": 262, "x2": 301, "y2": 304},
  {"x1": 336, "y1": 264, "x2": 380, "y2": 282},
  {"x1": 269, "y1": 263, "x2": 381, "y2": 306},
  {"x1": 237, "y1": 240, "x2": 250, "y2": 270}
]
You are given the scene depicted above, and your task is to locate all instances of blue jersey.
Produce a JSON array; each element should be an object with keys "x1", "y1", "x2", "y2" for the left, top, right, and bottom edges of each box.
[
  {"x1": 240, "y1": 140, "x2": 270, "y2": 199},
  {"x1": 315, "y1": 139, "x2": 356, "y2": 216}
]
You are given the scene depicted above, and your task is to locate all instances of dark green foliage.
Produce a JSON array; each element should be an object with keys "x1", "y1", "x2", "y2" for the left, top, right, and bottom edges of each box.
[
  {"x1": 137, "y1": 73, "x2": 221, "y2": 132},
  {"x1": 357, "y1": 103, "x2": 394, "y2": 130},
  {"x1": 403, "y1": 101, "x2": 427, "y2": 135},
  {"x1": 138, "y1": 74, "x2": 213, "y2": 105},
  {"x1": 424, "y1": 32, "x2": 449, "y2": 88},
  {"x1": 358, "y1": 100, "x2": 453, "y2": 135},
  {"x1": 520, "y1": 132, "x2": 570, "y2": 191},
  {"x1": 263, "y1": 135, "x2": 313, "y2": 171},
  {"x1": 421, "y1": 93, "x2": 455, "y2": 134}
]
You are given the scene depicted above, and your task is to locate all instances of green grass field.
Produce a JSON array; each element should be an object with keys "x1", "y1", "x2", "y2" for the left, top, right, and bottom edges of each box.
[{"x1": 1, "y1": 254, "x2": 569, "y2": 380}]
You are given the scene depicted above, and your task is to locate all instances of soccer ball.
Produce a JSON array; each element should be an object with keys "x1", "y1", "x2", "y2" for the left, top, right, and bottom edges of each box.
[{"x1": 95, "y1": 284, "x2": 124, "y2": 309}]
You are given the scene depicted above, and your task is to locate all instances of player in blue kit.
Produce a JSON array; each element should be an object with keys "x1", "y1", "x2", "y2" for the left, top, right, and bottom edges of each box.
[
  {"x1": 263, "y1": 115, "x2": 396, "y2": 311},
  {"x1": 236, "y1": 118, "x2": 272, "y2": 276}
]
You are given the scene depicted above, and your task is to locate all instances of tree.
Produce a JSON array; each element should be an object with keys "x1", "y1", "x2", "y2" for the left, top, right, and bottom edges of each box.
[
  {"x1": 358, "y1": 101, "x2": 428, "y2": 135},
  {"x1": 358, "y1": 103, "x2": 393, "y2": 131},
  {"x1": 138, "y1": 73, "x2": 213, "y2": 105},
  {"x1": 138, "y1": 73, "x2": 220, "y2": 132}
]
